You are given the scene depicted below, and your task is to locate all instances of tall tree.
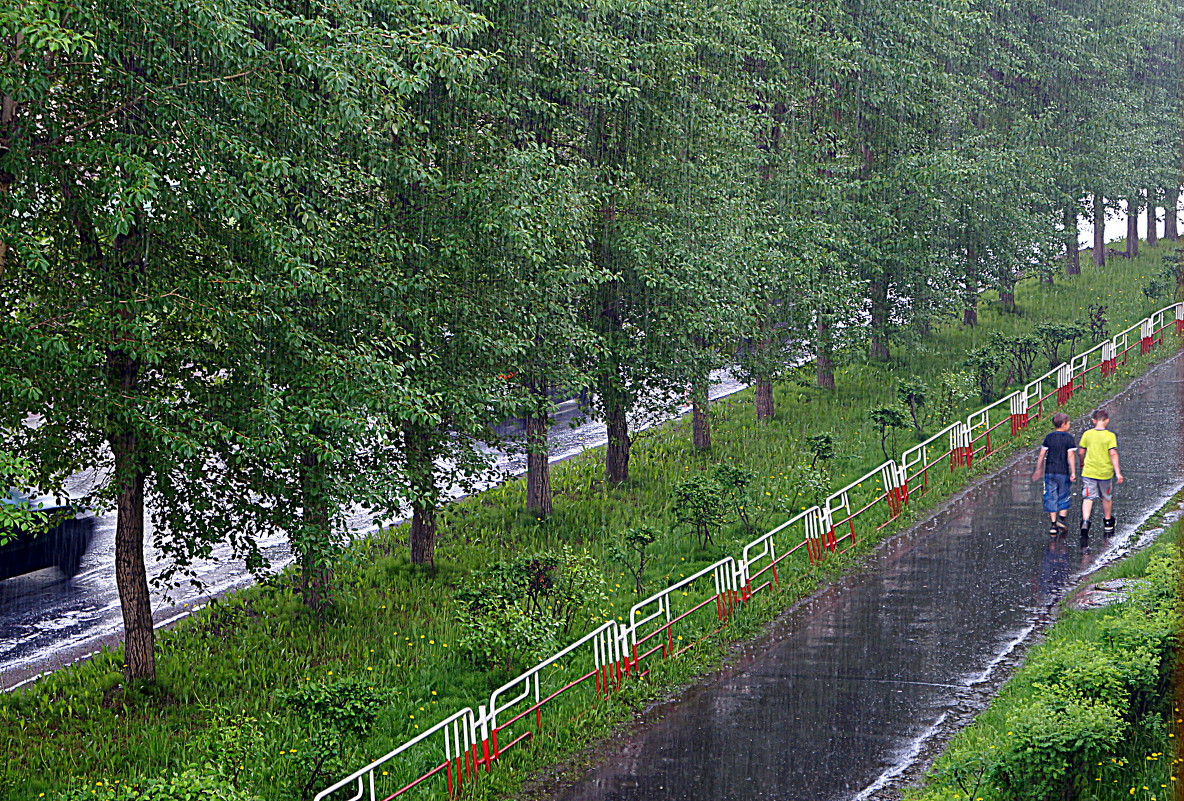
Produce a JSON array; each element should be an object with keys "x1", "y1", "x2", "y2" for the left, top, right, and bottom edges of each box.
[{"x1": 0, "y1": 0, "x2": 488, "y2": 676}]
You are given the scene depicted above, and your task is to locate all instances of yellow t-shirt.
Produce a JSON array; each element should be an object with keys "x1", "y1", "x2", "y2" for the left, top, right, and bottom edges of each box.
[{"x1": 1078, "y1": 428, "x2": 1118, "y2": 480}]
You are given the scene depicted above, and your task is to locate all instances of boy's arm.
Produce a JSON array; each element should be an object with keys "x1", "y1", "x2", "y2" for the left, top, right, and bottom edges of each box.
[
  {"x1": 1110, "y1": 448, "x2": 1122, "y2": 483},
  {"x1": 1032, "y1": 447, "x2": 1047, "y2": 481},
  {"x1": 1068, "y1": 448, "x2": 1077, "y2": 480}
]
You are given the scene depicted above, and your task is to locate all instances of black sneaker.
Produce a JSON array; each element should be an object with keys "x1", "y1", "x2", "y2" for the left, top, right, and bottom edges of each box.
[
  {"x1": 1056, "y1": 517, "x2": 1069, "y2": 532},
  {"x1": 1080, "y1": 521, "x2": 1090, "y2": 539},
  {"x1": 1103, "y1": 517, "x2": 1115, "y2": 534},
  {"x1": 1049, "y1": 524, "x2": 1059, "y2": 536}
]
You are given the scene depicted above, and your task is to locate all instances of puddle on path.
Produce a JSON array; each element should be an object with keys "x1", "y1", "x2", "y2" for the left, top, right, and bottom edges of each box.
[{"x1": 552, "y1": 352, "x2": 1184, "y2": 801}]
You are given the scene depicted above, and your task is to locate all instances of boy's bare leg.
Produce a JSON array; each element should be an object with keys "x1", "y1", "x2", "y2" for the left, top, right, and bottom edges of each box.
[
  {"x1": 1082, "y1": 498, "x2": 1094, "y2": 522},
  {"x1": 1102, "y1": 498, "x2": 1113, "y2": 518}
]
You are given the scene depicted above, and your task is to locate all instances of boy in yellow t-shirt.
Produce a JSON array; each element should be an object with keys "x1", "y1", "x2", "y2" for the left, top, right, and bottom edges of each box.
[{"x1": 1077, "y1": 408, "x2": 1123, "y2": 537}]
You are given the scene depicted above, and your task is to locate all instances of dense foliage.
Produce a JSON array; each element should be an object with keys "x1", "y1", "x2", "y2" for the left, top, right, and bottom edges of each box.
[{"x1": 1, "y1": 0, "x2": 1180, "y2": 687}]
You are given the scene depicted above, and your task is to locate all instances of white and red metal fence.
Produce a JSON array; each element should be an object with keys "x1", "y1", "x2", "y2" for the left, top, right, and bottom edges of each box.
[{"x1": 314, "y1": 301, "x2": 1184, "y2": 801}]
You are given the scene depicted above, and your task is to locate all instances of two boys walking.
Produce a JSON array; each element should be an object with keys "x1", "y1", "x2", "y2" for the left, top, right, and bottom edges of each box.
[{"x1": 1032, "y1": 409, "x2": 1123, "y2": 537}]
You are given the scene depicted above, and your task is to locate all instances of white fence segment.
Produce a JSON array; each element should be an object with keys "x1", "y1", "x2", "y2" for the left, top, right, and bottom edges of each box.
[
  {"x1": 312, "y1": 706, "x2": 480, "y2": 801},
  {"x1": 488, "y1": 620, "x2": 617, "y2": 729},
  {"x1": 899, "y1": 422, "x2": 958, "y2": 480},
  {"x1": 950, "y1": 420, "x2": 970, "y2": 453},
  {"x1": 628, "y1": 557, "x2": 735, "y2": 649},
  {"x1": 1009, "y1": 390, "x2": 1027, "y2": 417},
  {"x1": 1055, "y1": 362, "x2": 1072, "y2": 391},
  {"x1": 740, "y1": 508, "x2": 813, "y2": 588},
  {"x1": 805, "y1": 504, "x2": 832, "y2": 548}
]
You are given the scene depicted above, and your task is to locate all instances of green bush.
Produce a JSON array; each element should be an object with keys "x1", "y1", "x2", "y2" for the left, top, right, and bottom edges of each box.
[
  {"x1": 453, "y1": 546, "x2": 609, "y2": 670},
  {"x1": 608, "y1": 525, "x2": 659, "y2": 594},
  {"x1": 962, "y1": 345, "x2": 1003, "y2": 403},
  {"x1": 55, "y1": 767, "x2": 260, "y2": 801},
  {"x1": 987, "y1": 686, "x2": 1127, "y2": 801},
  {"x1": 868, "y1": 406, "x2": 907, "y2": 461},
  {"x1": 671, "y1": 474, "x2": 725, "y2": 547},
  {"x1": 191, "y1": 709, "x2": 266, "y2": 778},
  {"x1": 712, "y1": 463, "x2": 756, "y2": 535},
  {"x1": 279, "y1": 678, "x2": 392, "y2": 797},
  {"x1": 455, "y1": 601, "x2": 560, "y2": 672},
  {"x1": 1022, "y1": 639, "x2": 1151, "y2": 714},
  {"x1": 918, "y1": 535, "x2": 1182, "y2": 801}
]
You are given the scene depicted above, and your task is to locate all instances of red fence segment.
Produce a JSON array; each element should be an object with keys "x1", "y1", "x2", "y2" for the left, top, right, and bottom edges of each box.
[{"x1": 315, "y1": 301, "x2": 1184, "y2": 801}]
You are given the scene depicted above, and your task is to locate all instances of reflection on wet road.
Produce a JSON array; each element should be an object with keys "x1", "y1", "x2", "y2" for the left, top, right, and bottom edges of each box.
[
  {"x1": 556, "y1": 352, "x2": 1184, "y2": 801},
  {"x1": 0, "y1": 375, "x2": 745, "y2": 688}
]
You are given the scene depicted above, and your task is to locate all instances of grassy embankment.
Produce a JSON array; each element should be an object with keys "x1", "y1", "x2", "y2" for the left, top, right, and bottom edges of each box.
[
  {"x1": 904, "y1": 495, "x2": 1182, "y2": 801},
  {"x1": 0, "y1": 245, "x2": 1179, "y2": 801}
]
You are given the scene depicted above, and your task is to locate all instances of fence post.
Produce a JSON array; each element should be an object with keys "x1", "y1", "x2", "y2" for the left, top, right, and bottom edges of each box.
[
  {"x1": 1055, "y1": 363, "x2": 1072, "y2": 405},
  {"x1": 948, "y1": 422, "x2": 970, "y2": 470},
  {"x1": 1008, "y1": 391, "x2": 1027, "y2": 435}
]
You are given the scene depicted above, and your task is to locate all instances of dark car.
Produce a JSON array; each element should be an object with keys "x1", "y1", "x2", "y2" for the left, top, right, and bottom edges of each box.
[{"x1": 0, "y1": 500, "x2": 94, "y2": 580}]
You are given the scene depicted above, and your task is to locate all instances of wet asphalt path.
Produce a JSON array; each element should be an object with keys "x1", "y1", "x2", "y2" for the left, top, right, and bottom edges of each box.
[
  {"x1": 555, "y1": 351, "x2": 1184, "y2": 801},
  {"x1": 0, "y1": 375, "x2": 746, "y2": 689}
]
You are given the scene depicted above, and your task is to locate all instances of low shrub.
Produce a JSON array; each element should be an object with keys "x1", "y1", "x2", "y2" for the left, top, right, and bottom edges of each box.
[
  {"x1": 279, "y1": 678, "x2": 392, "y2": 797},
  {"x1": 453, "y1": 546, "x2": 609, "y2": 671},
  {"x1": 986, "y1": 686, "x2": 1128, "y2": 801},
  {"x1": 1022, "y1": 639, "x2": 1153, "y2": 714},
  {"x1": 54, "y1": 766, "x2": 260, "y2": 801},
  {"x1": 671, "y1": 474, "x2": 725, "y2": 546}
]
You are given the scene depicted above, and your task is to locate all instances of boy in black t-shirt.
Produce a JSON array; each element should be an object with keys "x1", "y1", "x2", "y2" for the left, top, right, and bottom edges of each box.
[{"x1": 1031, "y1": 412, "x2": 1078, "y2": 534}]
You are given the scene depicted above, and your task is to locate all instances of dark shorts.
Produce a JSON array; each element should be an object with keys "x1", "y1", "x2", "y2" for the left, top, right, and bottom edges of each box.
[{"x1": 1043, "y1": 473, "x2": 1072, "y2": 513}]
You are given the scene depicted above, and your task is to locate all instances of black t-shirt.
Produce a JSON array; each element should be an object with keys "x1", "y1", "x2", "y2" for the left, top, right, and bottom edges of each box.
[{"x1": 1041, "y1": 431, "x2": 1076, "y2": 474}]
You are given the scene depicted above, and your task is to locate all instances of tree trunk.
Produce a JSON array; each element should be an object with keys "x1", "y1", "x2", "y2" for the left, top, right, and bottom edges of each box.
[
  {"x1": 1063, "y1": 204, "x2": 1080, "y2": 275},
  {"x1": 1166, "y1": 186, "x2": 1179, "y2": 241},
  {"x1": 964, "y1": 240, "x2": 980, "y2": 324},
  {"x1": 1147, "y1": 189, "x2": 1159, "y2": 248},
  {"x1": 410, "y1": 502, "x2": 437, "y2": 565},
  {"x1": 525, "y1": 408, "x2": 552, "y2": 517},
  {"x1": 816, "y1": 318, "x2": 835, "y2": 389},
  {"x1": 105, "y1": 220, "x2": 154, "y2": 683},
  {"x1": 1126, "y1": 194, "x2": 1139, "y2": 258},
  {"x1": 1000, "y1": 287, "x2": 1015, "y2": 312},
  {"x1": 593, "y1": 273, "x2": 631, "y2": 484},
  {"x1": 754, "y1": 376, "x2": 774, "y2": 422},
  {"x1": 403, "y1": 425, "x2": 438, "y2": 565},
  {"x1": 604, "y1": 392, "x2": 630, "y2": 484},
  {"x1": 0, "y1": 37, "x2": 18, "y2": 279},
  {"x1": 111, "y1": 427, "x2": 154, "y2": 683},
  {"x1": 868, "y1": 274, "x2": 890, "y2": 360},
  {"x1": 1093, "y1": 193, "x2": 1106, "y2": 268},
  {"x1": 297, "y1": 450, "x2": 332, "y2": 612},
  {"x1": 691, "y1": 380, "x2": 711, "y2": 451}
]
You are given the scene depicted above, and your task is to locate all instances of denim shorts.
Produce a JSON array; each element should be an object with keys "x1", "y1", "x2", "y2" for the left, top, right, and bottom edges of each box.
[
  {"x1": 1042, "y1": 473, "x2": 1072, "y2": 513},
  {"x1": 1082, "y1": 477, "x2": 1113, "y2": 501}
]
